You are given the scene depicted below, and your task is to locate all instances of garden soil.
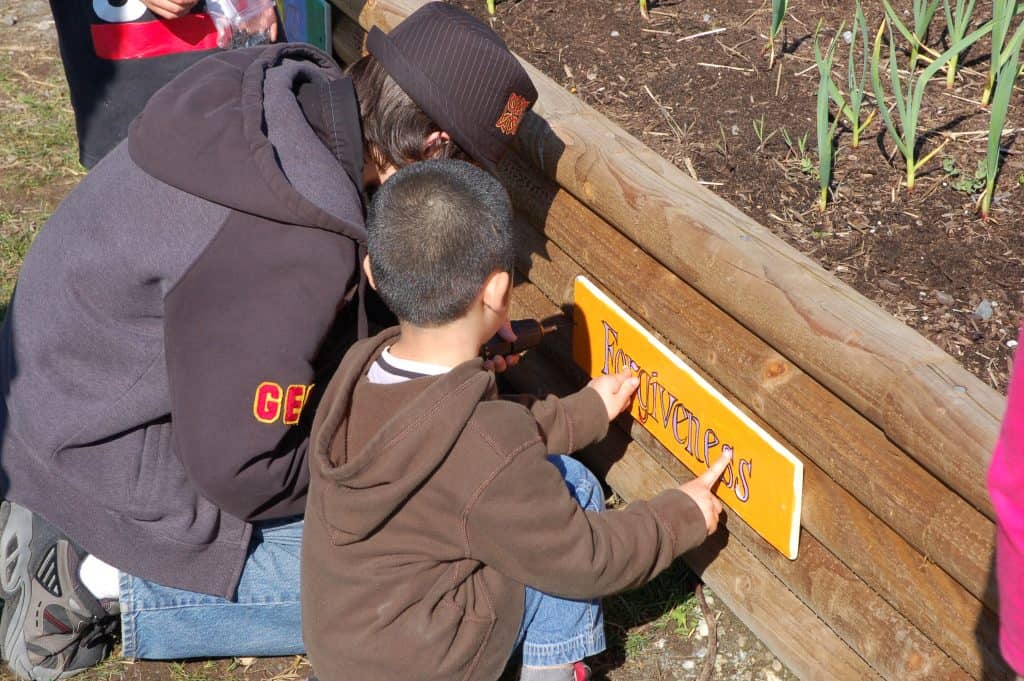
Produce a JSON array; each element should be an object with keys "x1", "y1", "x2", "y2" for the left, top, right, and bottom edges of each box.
[{"x1": 465, "y1": 0, "x2": 1024, "y2": 394}]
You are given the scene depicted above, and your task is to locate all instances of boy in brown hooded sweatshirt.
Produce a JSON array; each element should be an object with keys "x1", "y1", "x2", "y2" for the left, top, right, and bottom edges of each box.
[{"x1": 302, "y1": 160, "x2": 732, "y2": 681}]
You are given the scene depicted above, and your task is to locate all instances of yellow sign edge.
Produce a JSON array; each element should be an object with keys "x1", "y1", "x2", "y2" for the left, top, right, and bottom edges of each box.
[{"x1": 575, "y1": 275, "x2": 804, "y2": 560}]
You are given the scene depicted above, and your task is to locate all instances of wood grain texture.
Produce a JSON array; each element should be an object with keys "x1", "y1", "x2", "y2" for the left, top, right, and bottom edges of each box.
[
  {"x1": 509, "y1": 65, "x2": 1003, "y2": 521},
  {"x1": 324, "y1": 6, "x2": 1006, "y2": 677},
  {"x1": 502, "y1": 168, "x2": 994, "y2": 610},
  {"x1": 328, "y1": 0, "x2": 1004, "y2": 519},
  {"x1": 511, "y1": 279, "x2": 1003, "y2": 680},
  {"x1": 626, "y1": 426, "x2": 995, "y2": 679},
  {"x1": 331, "y1": 14, "x2": 365, "y2": 64},
  {"x1": 504, "y1": 290, "x2": 882, "y2": 681}
]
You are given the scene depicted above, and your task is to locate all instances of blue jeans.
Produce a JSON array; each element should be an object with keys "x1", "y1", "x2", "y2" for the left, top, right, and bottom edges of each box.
[
  {"x1": 512, "y1": 456, "x2": 606, "y2": 667},
  {"x1": 118, "y1": 455, "x2": 606, "y2": 663},
  {"x1": 118, "y1": 517, "x2": 304, "y2": 659}
]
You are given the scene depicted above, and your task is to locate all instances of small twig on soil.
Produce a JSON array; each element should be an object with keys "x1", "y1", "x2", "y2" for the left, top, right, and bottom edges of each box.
[
  {"x1": 794, "y1": 62, "x2": 817, "y2": 77},
  {"x1": 643, "y1": 85, "x2": 686, "y2": 142},
  {"x1": 11, "y1": 68, "x2": 55, "y2": 89},
  {"x1": 677, "y1": 27, "x2": 727, "y2": 42},
  {"x1": 941, "y1": 91, "x2": 992, "y2": 108},
  {"x1": 698, "y1": 62, "x2": 755, "y2": 72},
  {"x1": 915, "y1": 52, "x2": 988, "y2": 81},
  {"x1": 775, "y1": 61, "x2": 783, "y2": 96},
  {"x1": 940, "y1": 126, "x2": 1024, "y2": 139},
  {"x1": 684, "y1": 156, "x2": 700, "y2": 182},
  {"x1": 715, "y1": 38, "x2": 752, "y2": 66},
  {"x1": 270, "y1": 655, "x2": 311, "y2": 681},
  {"x1": 0, "y1": 45, "x2": 47, "y2": 52},
  {"x1": 695, "y1": 583, "x2": 718, "y2": 681},
  {"x1": 918, "y1": 180, "x2": 944, "y2": 203},
  {"x1": 787, "y1": 11, "x2": 808, "y2": 29},
  {"x1": 739, "y1": 0, "x2": 768, "y2": 28},
  {"x1": 731, "y1": 36, "x2": 759, "y2": 50},
  {"x1": 641, "y1": 28, "x2": 674, "y2": 35}
]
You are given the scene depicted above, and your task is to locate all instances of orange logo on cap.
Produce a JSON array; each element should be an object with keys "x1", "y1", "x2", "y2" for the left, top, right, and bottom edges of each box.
[{"x1": 495, "y1": 92, "x2": 529, "y2": 135}]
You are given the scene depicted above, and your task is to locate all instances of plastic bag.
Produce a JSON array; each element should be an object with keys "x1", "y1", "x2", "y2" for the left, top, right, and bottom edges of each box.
[{"x1": 206, "y1": 0, "x2": 276, "y2": 49}]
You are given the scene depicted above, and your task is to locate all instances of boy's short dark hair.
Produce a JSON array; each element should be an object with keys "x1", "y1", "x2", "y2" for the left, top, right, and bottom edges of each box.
[{"x1": 367, "y1": 159, "x2": 514, "y2": 326}]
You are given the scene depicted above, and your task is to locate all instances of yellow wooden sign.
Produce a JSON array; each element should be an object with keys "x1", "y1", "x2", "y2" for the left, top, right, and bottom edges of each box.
[{"x1": 572, "y1": 276, "x2": 803, "y2": 559}]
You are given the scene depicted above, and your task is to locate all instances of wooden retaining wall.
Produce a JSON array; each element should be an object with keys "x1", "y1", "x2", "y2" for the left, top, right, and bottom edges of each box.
[{"x1": 327, "y1": 3, "x2": 1011, "y2": 678}]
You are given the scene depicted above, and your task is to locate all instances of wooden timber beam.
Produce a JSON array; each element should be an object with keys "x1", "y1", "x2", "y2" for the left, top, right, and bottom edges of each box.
[
  {"x1": 327, "y1": 0, "x2": 1003, "y2": 520},
  {"x1": 504, "y1": 299, "x2": 882, "y2": 681},
  {"x1": 325, "y1": 8, "x2": 1008, "y2": 678},
  {"x1": 331, "y1": 13, "x2": 365, "y2": 64},
  {"x1": 625, "y1": 421, "x2": 986, "y2": 681},
  {"x1": 500, "y1": 160, "x2": 994, "y2": 608},
  {"x1": 509, "y1": 276, "x2": 1008, "y2": 680},
  {"x1": 507, "y1": 282, "x2": 974, "y2": 681}
]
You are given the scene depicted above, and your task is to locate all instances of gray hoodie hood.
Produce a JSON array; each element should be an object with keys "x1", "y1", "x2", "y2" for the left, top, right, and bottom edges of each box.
[{"x1": 128, "y1": 44, "x2": 367, "y2": 243}]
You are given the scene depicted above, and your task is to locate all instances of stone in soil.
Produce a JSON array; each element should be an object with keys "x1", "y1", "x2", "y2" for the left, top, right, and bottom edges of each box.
[{"x1": 974, "y1": 299, "x2": 995, "y2": 322}]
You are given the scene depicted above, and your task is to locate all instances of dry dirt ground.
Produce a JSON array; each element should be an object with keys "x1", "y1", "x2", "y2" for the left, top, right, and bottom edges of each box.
[
  {"x1": 466, "y1": 0, "x2": 1024, "y2": 394},
  {"x1": 0, "y1": 1, "x2": 795, "y2": 680}
]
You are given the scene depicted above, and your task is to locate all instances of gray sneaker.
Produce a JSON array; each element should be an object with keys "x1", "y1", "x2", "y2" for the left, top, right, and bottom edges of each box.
[{"x1": 0, "y1": 501, "x2": 119, "y2": 680}]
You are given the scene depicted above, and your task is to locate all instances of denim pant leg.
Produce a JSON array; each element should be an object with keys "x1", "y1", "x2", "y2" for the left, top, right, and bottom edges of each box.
[
  {"x1": 513, "y1": 455, "x2": 606, "y2": 667},
  {"x1": 119, "y1": 517, "x2": 304, "y2": 659}
]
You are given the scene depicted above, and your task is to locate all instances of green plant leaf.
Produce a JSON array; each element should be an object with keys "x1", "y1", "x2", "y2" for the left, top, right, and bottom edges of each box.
[
  {"x1": 872, "y1": 16, "x2": 992, "y2": 186},
  {"x1": 814, "y1": 24, "x2": 840, "y2": 208},
  {"x1": 771, "y1": 0, "x2": 788, "y2": 38},
  {"x1": 872, "y1": 22, "x2": 908, "y2": 159},
  {"x1": 982, "y1": 19, "x2": 1024, "y2": 215}
]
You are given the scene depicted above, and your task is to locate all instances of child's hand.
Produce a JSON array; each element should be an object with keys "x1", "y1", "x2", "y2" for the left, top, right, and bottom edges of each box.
[
  {"x1": 677, "y1": 450, "x2": 733, "y2": 536},
  {"x1": 587, "y1": 369, "x2": 639, "y2": 421},
  {"x1": 483, "y1": 320, "x2": 521, "y2": 373}
]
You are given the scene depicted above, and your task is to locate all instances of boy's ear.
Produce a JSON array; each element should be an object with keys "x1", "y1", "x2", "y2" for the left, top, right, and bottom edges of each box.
[
  {"x1": 481, "y1": 270, "x2": 511, "y2": 315},
  {"x1": 362, "y1": 255, "x2": 378, "y2": 291}
]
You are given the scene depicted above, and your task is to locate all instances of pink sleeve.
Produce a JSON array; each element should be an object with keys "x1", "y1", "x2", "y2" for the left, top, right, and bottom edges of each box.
[{"x1": 989, "y1": 331, "x2": 1024, "y2": 675}]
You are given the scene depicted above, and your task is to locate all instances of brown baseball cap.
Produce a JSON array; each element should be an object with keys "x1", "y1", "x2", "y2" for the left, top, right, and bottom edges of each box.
[{"x1": 365, "y1": 2, "x2": 538, "y2": 170}]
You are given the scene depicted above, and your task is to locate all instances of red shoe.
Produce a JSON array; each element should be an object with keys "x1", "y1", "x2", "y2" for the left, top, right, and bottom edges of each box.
[{"x1": 573, "y1": 662, "x2": 591, "y2": 681}]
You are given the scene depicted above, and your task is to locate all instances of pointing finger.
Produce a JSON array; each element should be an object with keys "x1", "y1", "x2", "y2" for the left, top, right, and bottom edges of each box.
[
  {"x1": 619, "y1": 376, "x2": 640, "y2": 395},
  {"x1": 699, "y1": 449, "x2": 734, "y2": 485}
]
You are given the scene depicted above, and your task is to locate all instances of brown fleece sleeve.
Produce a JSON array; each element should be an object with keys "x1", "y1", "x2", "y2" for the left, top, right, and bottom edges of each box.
[
  {"x1": 522, "y1": 387, "x2": 609, "y2": 455},
  {"x1": 463, "y1": 437, "x2": 707, "y2": 600}
]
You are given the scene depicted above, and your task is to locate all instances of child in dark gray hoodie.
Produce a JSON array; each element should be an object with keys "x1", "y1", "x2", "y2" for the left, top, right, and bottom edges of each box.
[{"x1": 303, "y1": 159, "x2": 731, "y2": 681}]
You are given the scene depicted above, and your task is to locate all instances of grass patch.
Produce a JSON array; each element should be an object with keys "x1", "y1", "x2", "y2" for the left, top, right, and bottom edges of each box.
[
  {"x1": 623, "y1": 629, "x2": 650, "y2": 656},
  {"x1": 168, "y1": 660, "x2": 242, "y2": 681},
  {"x1": 0, "y1": 46, "x2": 83, "y2": 311},
  {"x1": 655, "y1": 592, "x2": 700, "y2": 637},
  {"x1": 602, "y1": 557, "x2": 700, "y2": 657}
]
